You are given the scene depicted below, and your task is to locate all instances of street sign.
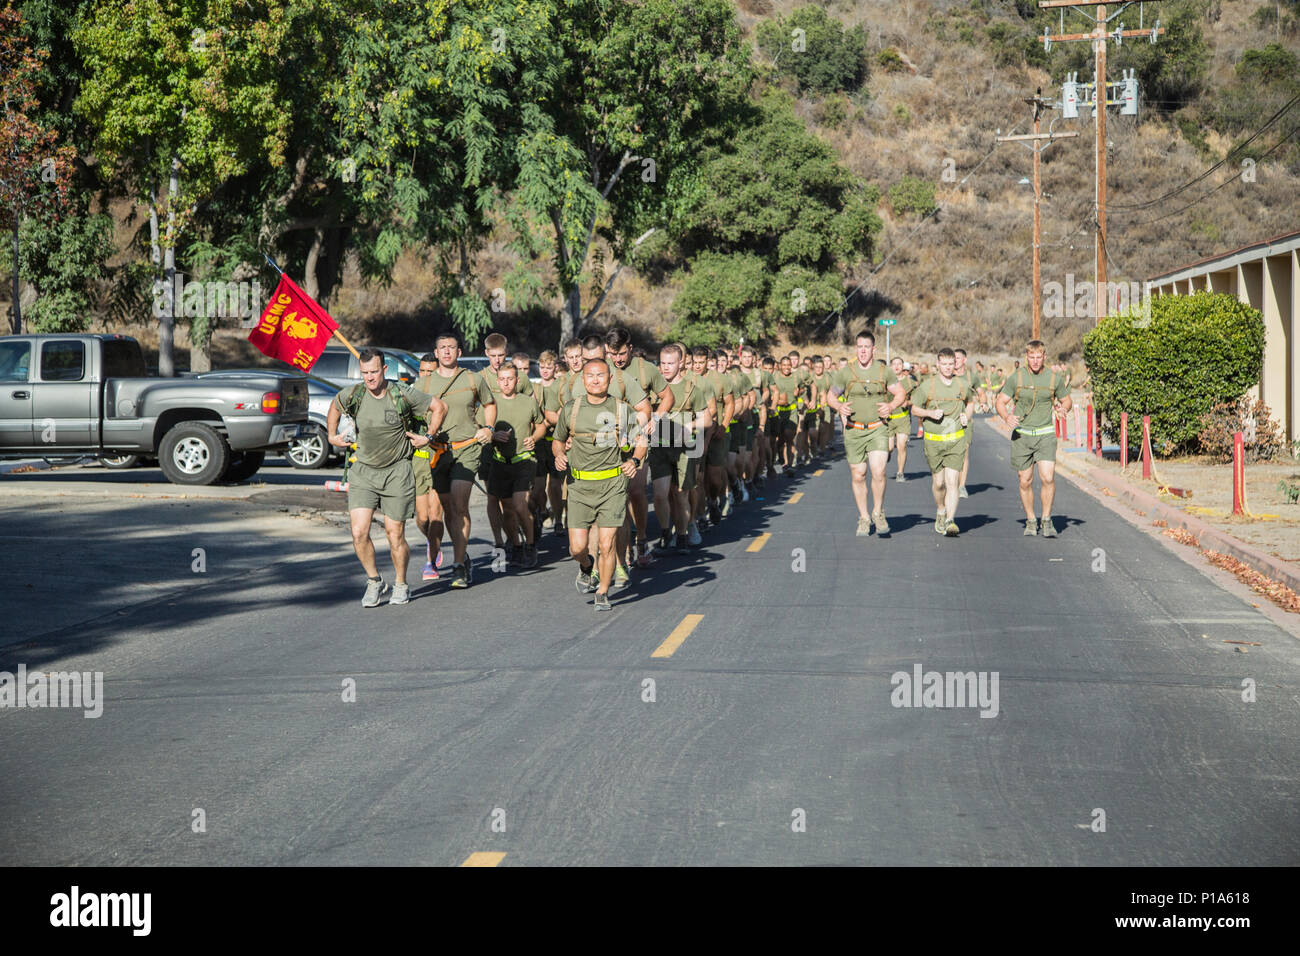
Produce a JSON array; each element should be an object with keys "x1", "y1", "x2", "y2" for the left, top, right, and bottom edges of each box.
[{"x1": 878, "y1": 318, "x2": 898, "y2": 326}]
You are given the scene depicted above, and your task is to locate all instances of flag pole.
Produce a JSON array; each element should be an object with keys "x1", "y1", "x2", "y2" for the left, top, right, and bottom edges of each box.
[
  {"x1": 264, "y1": 252, "x2": 359, "y2": 360},
  {"x1": 331, "y1": 328, "x2": 361, "y2": 360}
]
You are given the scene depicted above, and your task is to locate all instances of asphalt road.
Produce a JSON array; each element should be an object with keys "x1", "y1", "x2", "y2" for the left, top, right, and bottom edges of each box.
[{"x1": 2, "y1": 418, "x2": 1298, "y2": 865}]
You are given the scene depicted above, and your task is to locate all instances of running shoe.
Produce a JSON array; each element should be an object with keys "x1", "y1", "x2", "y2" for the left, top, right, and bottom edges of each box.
[{"x1": 362, "y1": 577, "x2": 390, "y2": 607}]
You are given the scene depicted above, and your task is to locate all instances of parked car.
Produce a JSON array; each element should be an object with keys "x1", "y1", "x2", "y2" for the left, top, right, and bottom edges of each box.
[
  {"x1": 193, "y1": 368, "x2": 342, "y2": 469},
  {"x1": 311, "y1": 345, "x2": 421, "y2": 388},
  {"x1": 0, "y1": 334, "x2": 309, "y2": 485}
]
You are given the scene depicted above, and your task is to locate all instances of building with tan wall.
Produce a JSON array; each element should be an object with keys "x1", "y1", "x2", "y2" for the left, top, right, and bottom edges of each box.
[{"x1": 1147, "y1": 230, "x2": 1300, "y2": 442}]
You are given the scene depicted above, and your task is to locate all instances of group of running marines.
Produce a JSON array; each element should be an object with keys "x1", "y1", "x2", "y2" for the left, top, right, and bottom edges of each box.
[{"x1": 325, "y1": 329, "x2": 1073, "y2": 611}]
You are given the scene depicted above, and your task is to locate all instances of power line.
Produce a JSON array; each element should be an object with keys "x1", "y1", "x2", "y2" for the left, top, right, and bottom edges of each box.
[
  {"x1": 1108, "y1": 91, "x2": 1300, "y2": 212},
  {"x1": 1120, "y1": 122, "x2": 1300, "y2": 227}
]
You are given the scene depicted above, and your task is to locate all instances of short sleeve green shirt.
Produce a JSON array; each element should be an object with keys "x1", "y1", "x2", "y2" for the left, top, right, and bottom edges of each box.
[
  {"x1": 913, "y1": 375, "x2": 973, "y2": 436},
  {"x1": 492, "y1": 392, "x2": 544, "y2": 460},
  {"x1": 554, "y1": 394, "x2": 630, "y2": 474},
  {"x1": 427, "y1": 366, "x2": 494, "y2": 442},
  {"x1": 830, "y1": 362, "x2": 898, "y2": 421},
  {"x1": 998, "y1": 366, "x2": 1070, "y2": 429},
  {"x1": 333, "y1": 382, "x2": 425, "y2": 468}
]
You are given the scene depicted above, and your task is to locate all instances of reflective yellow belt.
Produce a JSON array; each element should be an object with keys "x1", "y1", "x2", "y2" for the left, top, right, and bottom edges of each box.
[
  {"x1": 413, "y1": 448, "x2": 431, "y2": 459},
  {"x1": 776, "y1": 403, "x2": 796, "y2": 412},
  {"x1": 1016, "y1": 424, "x2": 1055, "y2": 436},
  {"x1": 493, "y1": 449, "x2": 536, "y2": 463},
  {"x1": 889, "y1": 409, "x2": 910, "y2": 419},
  {"x1": 571, "y1": 466, "x2": 622, "y2": 481},
  {"x1": 924, "y1": 428, "x2": 966, "y2": 442}
]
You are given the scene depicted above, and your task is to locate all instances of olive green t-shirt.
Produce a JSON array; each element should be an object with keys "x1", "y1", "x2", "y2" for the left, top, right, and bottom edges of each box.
[
  {"x1": 705, "y1": 370, "x2": 735, "y2": 417},
  {"x1": 771, "y1": 373, "x2": 800, "y2": 408},
  {"x1": 998, "y1": 366, "x2": 1070, "y2": 429},
  {"x1": 492, "y1": 392, "x2": 545, "y2": 460},
  {"x1": 726, "y1": 368, "x2": 749, "y2": 421},
  {"x1": 554, "y1": 393, "x2": 631, "y2": 474},
  {"x1": 688, "y1": 370, "x2": 716, "y2": 418},
  {"x1": 760, "y1": 370, "x2": 776, "y2": 408},
  {"x1": 333, "y1": 382, "x2": 425, "y2": 468},
  {"x1": 426, "y1": 366, "x2": 495, "y2": 442},
  {"x1": 614, "y1": 357, "x2": 668, "y2": 410},
  {"x1": 830, "y1": 362, "x2": 898, "y2": 421},
  {"x1": 913, "y1": 375, "x2": 973, "y2": 436},
  {"x1": 813, "y1": 373, "x2": 833, "y2": 408}
]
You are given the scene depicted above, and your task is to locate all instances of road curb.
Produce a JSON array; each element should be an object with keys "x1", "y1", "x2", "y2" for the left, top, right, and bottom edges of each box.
[
  {"x1": 983, "y1": 416, "x2": 1300, "y2": 595},
  {"x1": 0, "y1": 460, "x2": 53, "y2": 475}
]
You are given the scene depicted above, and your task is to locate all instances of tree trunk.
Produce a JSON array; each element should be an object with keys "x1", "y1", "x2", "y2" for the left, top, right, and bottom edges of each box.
[
  {"x1": 561, "y1": 286, "x2": 580, "y2": 347},
  {"x1": 158, "y1": 156, "x2": 180, "y2": 377},
  {"x1": 190, "y1": 331, "x2": 212, "y2": 373},
  {"x1": 304, "y1": 226, "x2": 324, "y2": 299},
  {"x1": 10, "y1": 218, "x2": 20, "y2": 334}
]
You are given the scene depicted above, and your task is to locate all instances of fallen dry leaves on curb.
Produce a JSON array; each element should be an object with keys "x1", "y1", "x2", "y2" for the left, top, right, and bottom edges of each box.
[{"x1": 1161, "y1": 528, "x2": 1300, "y2": 613}]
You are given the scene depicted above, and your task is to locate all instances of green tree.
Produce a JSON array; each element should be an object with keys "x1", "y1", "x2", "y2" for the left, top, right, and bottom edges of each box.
[
  {"x1": 18, "y1": 208, "x2": 112, "y2": 332},
  {"x1": 0, "y1": 2, "x2": 75, "y2": 333},
  {"x1": 74, "y1": 0, "x2": 293, "y2": 374},
  {"x1": 757, "y1": 5, "x2": 869, "y2": 95},
  {"x1": 328, "y1": 0, "x2": 560, "y2": 348},
  {"x1": 670, "y1": 91, "x2": 881, "y2": 346},
  {"x1": 511, "y1": 0, "x2": 754, "y2": 345}
]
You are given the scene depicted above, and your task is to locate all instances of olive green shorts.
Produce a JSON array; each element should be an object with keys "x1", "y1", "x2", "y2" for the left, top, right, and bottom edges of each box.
[
  {"x1": 843, "y1": 421, "x2": 890, "y2": 462},
  {"x1": 567, "y1": 473, "x2": 629, "y2": 529},
  {"x1": 1010, "y1": 429, "x2": 1056, "y2": 472},
  {"x1": 432, "y1": 440, "x2": 482, "y2": 494},
  {"x1": 650, "y1": 445, "x2": 698, "y2": 490},
  {"x1": 348, "y1": 458, "x2": 416, "y2": 522},
  {"x1": 412, "y1": 452, "x2": 434, "y2": 497},
  {"x1": 923, "y1": 431, "x2": 969, "y2": 473},
  {"x1": 887, "y1": 412, "x2": 912, "y2": 439}
]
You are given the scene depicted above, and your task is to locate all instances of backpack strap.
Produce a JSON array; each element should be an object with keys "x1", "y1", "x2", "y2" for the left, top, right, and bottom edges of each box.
[
  {"x1": 342, "y1": 382, "x2": 366, "y2": 418},
  {"x1": 568, "y1": 390, "x2": 582, "y2": 437}
]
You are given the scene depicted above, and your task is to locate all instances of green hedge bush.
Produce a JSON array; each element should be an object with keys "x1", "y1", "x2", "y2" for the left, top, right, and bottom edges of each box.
[{"x1": 1081, "y1": 292, "x2": 1264, "y2": 455}]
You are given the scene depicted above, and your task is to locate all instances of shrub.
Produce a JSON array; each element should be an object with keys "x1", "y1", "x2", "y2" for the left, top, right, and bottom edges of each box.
[
  {"x1": 1196, "y1": 396, "x2": 1285, "y2": 462},
  {"x1": 877, "y1": 47, "x2": 905, "y2": 72},
  {"x1": 888, "y1": 175, "x2": 936, "y2": 217},
  {"x1": 756, "y1": 6, "x2": 869, "y2": 94},
  {"x1": 1082, "y1": 292, "x2": 1265, "y2": 455}
]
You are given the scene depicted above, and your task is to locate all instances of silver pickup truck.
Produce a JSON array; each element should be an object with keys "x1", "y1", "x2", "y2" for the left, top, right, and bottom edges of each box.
[{"x1": 0, "y1": 333, "x2": 309, "y2": 485}]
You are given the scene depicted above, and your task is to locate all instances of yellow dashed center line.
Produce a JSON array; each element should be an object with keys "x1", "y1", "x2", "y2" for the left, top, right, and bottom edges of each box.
[
  {"x1": 788, "y1": 492, "x2": 803, "y2": 504},
  {"x1": 460, "y1": 852, "x2": 506, "y2": 867},
  {"x1": 652, "y1": 613, "x2": 704, "y2": 659},
  {"x1": 746, "y1": 532, "x2": 771, "y2": 552}
]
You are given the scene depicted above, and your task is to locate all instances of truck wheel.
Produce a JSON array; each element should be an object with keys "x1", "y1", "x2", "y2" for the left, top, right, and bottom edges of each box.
[
  {"x1": 99, "y1": 454, "x2": 141, "y2": 470},
  {"x1": 222, "y1": 450, "x2": 265, "y2": 483},
  {"x1": 286, "y1": 424, "x2": 330, "y2": 469},
  {"x1": 158, "y1": 422, "x2": 231, "y2": 485}
]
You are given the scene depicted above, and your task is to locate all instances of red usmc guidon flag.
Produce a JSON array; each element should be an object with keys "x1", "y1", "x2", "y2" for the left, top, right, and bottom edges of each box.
[{"x1": 248, "y1": 273, "x2": 339, "y2": 372}]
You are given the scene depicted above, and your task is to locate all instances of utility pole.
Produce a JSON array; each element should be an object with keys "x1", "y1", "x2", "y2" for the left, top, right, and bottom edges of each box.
[
  {"x1": 997, "y1": 93, "x2": 1077, "y2": 339},
  {"x1": 1039, "y1": 1, "x2": 1163, "y2": 320}
]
